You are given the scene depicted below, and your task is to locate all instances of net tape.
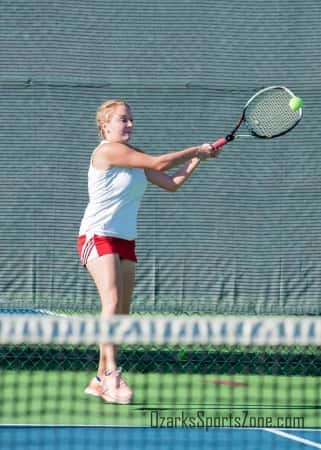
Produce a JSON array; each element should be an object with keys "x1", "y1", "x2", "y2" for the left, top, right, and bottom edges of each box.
[{"x1": 0, "y1": 314, "x2": 321, "y2": 346}]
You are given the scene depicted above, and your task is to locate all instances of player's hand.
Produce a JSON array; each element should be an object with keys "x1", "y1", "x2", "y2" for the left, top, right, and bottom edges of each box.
[{"x1": 197, "y1": 143, "x2": 221, "y2": 160}]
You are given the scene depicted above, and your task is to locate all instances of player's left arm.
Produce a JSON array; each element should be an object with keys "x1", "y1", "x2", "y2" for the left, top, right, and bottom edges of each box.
[{"x1": 145, "y1": 157, "x2": 202, "y2": 192}]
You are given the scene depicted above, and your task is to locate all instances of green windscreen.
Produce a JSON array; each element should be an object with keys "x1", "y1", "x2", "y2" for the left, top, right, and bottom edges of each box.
[{"x1": 0, "y1": 1, "x2": 320, "y2": 314}]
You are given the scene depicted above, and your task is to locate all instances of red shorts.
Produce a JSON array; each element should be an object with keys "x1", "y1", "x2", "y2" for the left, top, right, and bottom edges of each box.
[{"x1": 77, "y1": 234, "x2": 137, "y2": 266}]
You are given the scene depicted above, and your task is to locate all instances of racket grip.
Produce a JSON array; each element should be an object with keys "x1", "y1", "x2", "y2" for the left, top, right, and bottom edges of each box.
[{"x1": 211, "y1": 137, "x2": 228, "y2": 150}]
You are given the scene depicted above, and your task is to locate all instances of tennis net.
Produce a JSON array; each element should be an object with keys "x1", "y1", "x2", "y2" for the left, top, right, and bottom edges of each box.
[{"x1": 0, "y1": 314, "x2": 321, "y2": 450}]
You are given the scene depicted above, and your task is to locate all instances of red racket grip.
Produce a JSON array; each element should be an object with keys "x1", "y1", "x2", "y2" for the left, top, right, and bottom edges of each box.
[{"x1": 211, "y1": 137, "x2": 228, "y2": 150}]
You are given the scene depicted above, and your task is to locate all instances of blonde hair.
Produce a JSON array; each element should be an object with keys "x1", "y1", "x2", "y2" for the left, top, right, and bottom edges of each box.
[{"x1": 96, "y1": 99, "x2": 130, "y2": 140}]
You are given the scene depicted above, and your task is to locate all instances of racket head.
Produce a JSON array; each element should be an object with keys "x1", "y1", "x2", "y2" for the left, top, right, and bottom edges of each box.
[{"x1": 243, "y1": 86, "x2": 303, "y2": 139}]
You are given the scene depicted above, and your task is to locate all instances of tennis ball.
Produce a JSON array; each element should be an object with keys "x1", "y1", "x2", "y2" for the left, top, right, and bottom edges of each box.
[{"x1": 289, "y1": 96, "x2": 303, "y2": 111}]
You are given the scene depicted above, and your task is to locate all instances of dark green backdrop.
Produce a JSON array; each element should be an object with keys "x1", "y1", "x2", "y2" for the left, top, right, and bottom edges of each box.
[{"x1": 1, "y1": 0, "x2": 321, "y2": 314}]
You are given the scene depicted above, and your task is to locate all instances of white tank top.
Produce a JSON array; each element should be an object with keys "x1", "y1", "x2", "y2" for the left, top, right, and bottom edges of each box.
[{"x1": 79, "y1": 141, "x2": 147, "y2": 240}]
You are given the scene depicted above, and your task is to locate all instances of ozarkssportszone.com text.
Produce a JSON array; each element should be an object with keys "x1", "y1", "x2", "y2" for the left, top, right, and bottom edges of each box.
[{"x1": 150, "y1": 410, "x2": 304, "y2": 430}]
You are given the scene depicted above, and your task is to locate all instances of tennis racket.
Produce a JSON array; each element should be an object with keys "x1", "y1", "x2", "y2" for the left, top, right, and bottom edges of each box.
[{"x1": 211, "y1": 86, "x2": 303, "y2": 150}]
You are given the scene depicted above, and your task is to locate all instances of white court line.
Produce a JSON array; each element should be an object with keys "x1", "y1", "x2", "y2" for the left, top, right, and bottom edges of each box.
[{"x1": 264, "y1": 429, "x2": 321, "y2": 449}]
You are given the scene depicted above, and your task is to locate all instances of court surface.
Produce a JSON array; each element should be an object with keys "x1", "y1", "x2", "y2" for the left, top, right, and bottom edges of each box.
[{"x1": 1, "y1": 426, "x2": 321, "y2": 450}]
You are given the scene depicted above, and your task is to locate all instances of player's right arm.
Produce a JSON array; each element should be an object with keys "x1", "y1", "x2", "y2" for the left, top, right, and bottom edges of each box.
[{"x1": 92, "y1": 142, "x2": 216, "y2": 171}]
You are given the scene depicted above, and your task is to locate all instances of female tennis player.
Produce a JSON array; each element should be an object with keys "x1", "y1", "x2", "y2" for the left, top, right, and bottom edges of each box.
[{"x1": 78, "y1": 99, "x2": 221, "y2": 404}]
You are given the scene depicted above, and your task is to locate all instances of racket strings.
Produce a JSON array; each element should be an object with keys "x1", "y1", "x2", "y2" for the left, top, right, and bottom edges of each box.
[{"x1": 244, "y1": 89, "x2": 301, "y2": 138}]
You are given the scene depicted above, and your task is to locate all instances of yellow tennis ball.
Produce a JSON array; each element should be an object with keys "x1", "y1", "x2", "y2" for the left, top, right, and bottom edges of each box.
[{"x1": 289, "y1": 96, "x2": 303, "y2": 111}]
